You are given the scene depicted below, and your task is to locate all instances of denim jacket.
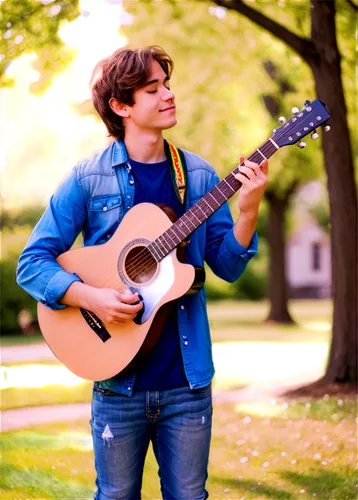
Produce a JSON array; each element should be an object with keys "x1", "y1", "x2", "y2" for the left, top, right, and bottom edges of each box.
[{"x1": 17, "y1": 140, "x2": 258, "y2": 394}]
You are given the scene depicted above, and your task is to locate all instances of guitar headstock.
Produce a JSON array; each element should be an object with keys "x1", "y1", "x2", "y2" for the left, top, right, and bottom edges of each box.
[{"x1": 272, "y1": 99, "x2": 331, "y2": 148}]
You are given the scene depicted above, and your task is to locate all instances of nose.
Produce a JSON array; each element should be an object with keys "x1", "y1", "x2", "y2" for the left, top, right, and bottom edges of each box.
[{"x1": 163, "y1": 87, "x2": 175, "y2": 102}]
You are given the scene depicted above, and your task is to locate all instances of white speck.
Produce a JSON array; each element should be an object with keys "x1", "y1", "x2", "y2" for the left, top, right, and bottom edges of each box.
[
  {"x1": 296, "y1": 433, "x2": 301, "y2": 439},
  {"x1": 6, "y1": 22, "x2": 11, "y2": 27},
  {"x1": 252, "y1": 450, "x2": 259, "y2": 456},
  {"x1": 321, "y1": 461, "x2": 327, "y2": 465},
  {"x1": 337, "y1": 399, "x2": 343, "y2": 406},
  {"x1": 0, "y1": 54, "x2": 5, "y2": 62},
  {"x1": 243, "y1": 416, "x2": 251, "y2": 424},
  {"x1": 263, "y1": 461, "x2": 269, "y2": 468},
  {"x1": 209, "y1": 6, "x2": 227, "y2": 19},
  {"x1": 281, "y1": 452, "x2": 286, "y2": 456},
  {"x1": 322, "y1": 435, "x2": 328, "y2": 441},
  {"x1": 305, "y1": 402, "x2": 311, "y2": 409},
  {"x1": 270, "y1": 398, "x2": 277, "y2": 405},
  {"x1": 314, "y1": 453, "x2": 321, "y2": 460},
  {"x1": 328, "y1": 442, "x2": 333, "y2": 447},
  {"x1": 313, "y1": 494, "x2": 317, "y2": 497},
  {"x1": 223, "y1": 488, "x2": 230, "y2": 493},
  {"x1": 50, "y1": 5, "x2": 61, "y2": 16},
  {"x1": 282, "y1": 402, "x2": 288, "y2": 409},
  {"x1": 236, "y1": 439, "x2": 245, "y2": 446},
  {"x1": 15, "y1": 35, "x2": 24, "y2": 44},
  {"x1": 300, "y1": 490, "x2": 305, "y2": 493},
  {"x1": 71, "y1": 468, "x2": 77, "y2": 474},
  {"x1": 323, "y1": 394, "x2": 330, "y2": 401},
  {"x1": 291, "y1": 459, "x2": 297, "y2": 464},
  {"x1": 258, "y1": 482, "x2": 262, "y2": 485},
  {"x1": 201, "y1": 416, "x2": 206, "y2": 424},
  {"x1": 3, "y1": 30, "x2": 12, "y2": 39},
  {"x1": 240, "y1": 457, "x2": 248, "y2": 463}
]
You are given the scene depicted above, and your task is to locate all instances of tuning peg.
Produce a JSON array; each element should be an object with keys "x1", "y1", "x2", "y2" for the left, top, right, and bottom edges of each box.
[
  {"x1": 273, "y1": 128, "x2": 277, "y2": 133},
  {"x1": 324, "y1": 125, "x2": 331, "y2": 132},
  {"x1": 298, "y1": 141, "x2": 306, "y2": 149},
  {"x1": 279, "y1": 116, "x2": 286, "y2": 124},
  {"x1": 311, "y1": 130, "x2": 319, "y2": 139},
  {"x1": 304, "y1": 100, "x2": 311, "y2": 106},
  {"x1": 292, "y1": 107, "x2": 300, "y2": 114}
]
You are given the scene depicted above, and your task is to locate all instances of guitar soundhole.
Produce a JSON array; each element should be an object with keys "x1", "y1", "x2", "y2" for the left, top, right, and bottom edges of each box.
[{"x1": 125, "y1": 245, "x2": 157, "y2": 284}]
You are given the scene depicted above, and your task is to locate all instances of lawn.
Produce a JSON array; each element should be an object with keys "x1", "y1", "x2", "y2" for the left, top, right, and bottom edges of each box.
[
  {"x1": 2, "y1": 298, "x2": 357, "y2": 499},
  {"x1": 1, "y1": 398, "x2": 356, "y2": 499}
]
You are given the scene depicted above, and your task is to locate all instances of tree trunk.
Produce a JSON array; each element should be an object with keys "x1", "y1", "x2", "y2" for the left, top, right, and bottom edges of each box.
[
  {"x1": 265, "y1": 191, "x2": 294, "y2": 323},
  {"x1": 310, "y1": 1, "x2": 357, "y2": 383}
]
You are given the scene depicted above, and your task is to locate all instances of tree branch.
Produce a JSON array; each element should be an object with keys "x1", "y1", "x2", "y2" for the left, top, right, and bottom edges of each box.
[
  {"x1": 209, "y1": 0, "x2": 318, "y2": 64},
  {"x1": 346, "y1": 0, "x2": 358, "y2": 12}
]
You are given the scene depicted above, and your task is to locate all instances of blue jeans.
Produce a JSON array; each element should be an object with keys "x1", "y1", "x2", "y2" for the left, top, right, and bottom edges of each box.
[{"x1": 90, "y1": 384, "x2": 212, "y2": 500}]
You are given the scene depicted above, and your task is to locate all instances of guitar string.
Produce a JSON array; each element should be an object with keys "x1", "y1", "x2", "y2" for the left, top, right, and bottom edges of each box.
[
  {"x1": 122, "y1": 140, "x2": 280, "y2": 276},
  {"x1": 122, "y1": 138, "x2": 291, "y2": 280},
  {"x1": 114, "y1": 115, "x2": 323, "y2": 282}
]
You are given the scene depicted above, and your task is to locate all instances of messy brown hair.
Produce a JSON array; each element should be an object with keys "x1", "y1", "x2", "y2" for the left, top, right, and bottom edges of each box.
[{"x1": 90, "y1": 46, "x2": 174, "y2": 140}]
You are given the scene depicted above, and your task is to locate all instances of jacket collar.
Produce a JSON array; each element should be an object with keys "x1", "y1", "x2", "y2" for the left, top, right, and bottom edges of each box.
[{"x1": 111, "y1": 140, "x2": 128, "y2": 167}]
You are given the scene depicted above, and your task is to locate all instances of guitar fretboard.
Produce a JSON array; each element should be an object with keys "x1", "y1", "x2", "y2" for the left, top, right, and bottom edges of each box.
[{"x1": 148, "y1": 139, "x2": 279, "y2": 262}]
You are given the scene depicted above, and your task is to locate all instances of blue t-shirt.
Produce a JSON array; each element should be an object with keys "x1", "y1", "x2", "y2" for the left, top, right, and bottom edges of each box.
[{"x1": 129, "y1": 157, "x2": 189, "y2": 391}]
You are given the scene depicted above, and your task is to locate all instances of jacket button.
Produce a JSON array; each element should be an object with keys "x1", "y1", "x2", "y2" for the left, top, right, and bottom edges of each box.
[
  {"x1": 180, "y1": 305, "x2": 185, "y2": 310},
  {"x1": 129, "y1": 179, "x2": 134, "y2": 185},
  {"x1": 103, "y1": 206, "x2": 108, "y2": 212}
]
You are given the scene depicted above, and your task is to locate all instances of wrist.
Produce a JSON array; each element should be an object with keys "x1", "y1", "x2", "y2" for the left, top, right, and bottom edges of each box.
[{"x1": 238, "y1": 210, "x2": 259, "y2": 224}]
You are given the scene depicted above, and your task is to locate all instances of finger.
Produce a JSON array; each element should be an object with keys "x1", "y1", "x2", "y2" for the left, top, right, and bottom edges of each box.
[
  {"x1": 114, "y1": 301, "x2": 143, "y2": 314},
  {"x1": 234, "y1": 173, "x2": 253, "y2": 187},
  {"x1": 238, "y1": 166, "x2": 259, "y2": 182},
  {"x1": 119, "y1": 291, "x2": 140, "y2": 304},
  {"x1": 260, "y1": 159, "x2": 269, "y2": 176},
  {"x1": 238, "y1": 154, "x2": 245, "y2": 165}
]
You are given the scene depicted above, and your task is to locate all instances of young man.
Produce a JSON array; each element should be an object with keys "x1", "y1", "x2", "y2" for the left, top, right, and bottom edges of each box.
[{"x1": 17, "y1": 46, "x2": 268, "y2": 500}]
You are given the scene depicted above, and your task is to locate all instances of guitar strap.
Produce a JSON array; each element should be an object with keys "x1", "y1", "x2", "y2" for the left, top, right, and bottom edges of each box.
[{"x1": 164, "y1": 140, "x2": 187, "y2": 205}]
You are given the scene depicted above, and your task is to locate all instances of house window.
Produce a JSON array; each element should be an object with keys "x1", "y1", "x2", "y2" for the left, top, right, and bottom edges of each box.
[{"x1": 312, "y1": 243, "x2": 321, "y2": 270}]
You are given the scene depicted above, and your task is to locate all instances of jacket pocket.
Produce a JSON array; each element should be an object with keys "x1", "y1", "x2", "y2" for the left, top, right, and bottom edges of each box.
[{"x1": 87, "y1": 194, "x2": 123, "y2": 240}]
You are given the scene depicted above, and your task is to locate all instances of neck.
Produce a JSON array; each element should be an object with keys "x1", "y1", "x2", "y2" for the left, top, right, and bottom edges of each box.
[{"x1": 124, "y1": 130, "x2": 166, "y2": 163}]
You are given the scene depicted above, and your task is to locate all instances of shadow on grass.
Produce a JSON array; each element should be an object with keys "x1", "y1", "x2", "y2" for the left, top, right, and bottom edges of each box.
[
  {"x1": 211, "y1": 476, "x2": 294, "y2": 499},
  {"x1": 280, "y1": 468, "x2": 358, "y2": 499},
  {"x1": 0, "y1": 463, "x2": 94, "y2": 498},
  {"x1": 212, "y1": 468, "x2": 357, "y2": 499}
]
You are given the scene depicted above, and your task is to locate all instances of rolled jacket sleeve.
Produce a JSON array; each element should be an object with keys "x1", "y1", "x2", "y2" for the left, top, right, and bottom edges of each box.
[
  {"x1": 17, "y1": 166, "x2": 86, "y2": 310},
  {"x1": 203, "y1": 171, "x2": 259, "y2": 283}
]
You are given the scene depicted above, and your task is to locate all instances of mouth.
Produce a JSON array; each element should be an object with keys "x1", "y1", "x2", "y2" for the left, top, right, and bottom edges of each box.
[{"x1": 160, "y1": 106, "x2": 176, "y2": 112}]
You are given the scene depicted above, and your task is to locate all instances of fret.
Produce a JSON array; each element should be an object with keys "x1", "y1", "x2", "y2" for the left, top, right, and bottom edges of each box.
[
  {"x1": 212, "y1": 185, "x2": 227, "y2": 204},
  {"x1": 188, "y1": 208, "x2": 202, "y2": 224},
  {"x1": 196, "y1": 203, "x2": 209, "y2": 219},
  {"x1": 167, "y1": 227, "x2": 181, "y2": 245},
  {"x1": 269, "y1": 138, "x2": 279, "y2": 150},
  {"x1": 208, "y1": 192, "x2": 220, "y2": 207},
  {"x1": 150, "y1": 243, "x2": 161, "y2": 262},
  {"x1": 165, "y1": 230, "x2": 177, "y2": 246},
  {"x1": 223, "y1": 178, "x2": 235, "y2": 193},
  {"x1": 180, "y1": 217, "x2": 192, "y2": 232},
  {"x1": 173, "y1": 221, "x2": 187, "y2": 239},
  {"x1": 182, "y1": 213, "x2": 197, "y2": 231},
  {"x1": 159, "y1": 235, "x2": 170, "y2": 253},
  {"x1": 155, "y1": 241, "x2": 165, "y2": 258},
  {"x1": 256, "y1": 148, "x2": 267, "y2": 161},
  {"x1": 202, "y1": 197, "x2": 214, "y2": 212}
]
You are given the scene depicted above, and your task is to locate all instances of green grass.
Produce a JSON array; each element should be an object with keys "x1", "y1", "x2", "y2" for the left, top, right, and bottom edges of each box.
[
  {"x1": 1, "y1": 398, "x2": 356, "y2": 500},
  {"x1": 1, "y1": 333, "x2": 43, "y2": 346}
]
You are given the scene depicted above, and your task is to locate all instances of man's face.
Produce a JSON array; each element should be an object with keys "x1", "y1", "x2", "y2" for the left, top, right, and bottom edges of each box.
[{"x1": 126, "y1": 59, "x2": 177, "y2": 132}]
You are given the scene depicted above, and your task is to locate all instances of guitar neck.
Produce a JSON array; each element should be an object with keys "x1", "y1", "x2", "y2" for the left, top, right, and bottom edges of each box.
[{"x1": 148, "y1": 138, "x2": 279, "y2": 262}]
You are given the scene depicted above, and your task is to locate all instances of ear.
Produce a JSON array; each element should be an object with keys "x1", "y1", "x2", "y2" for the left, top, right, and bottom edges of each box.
[{"x1": 109, "y1": 98, "x2": 130, "y2": 118}]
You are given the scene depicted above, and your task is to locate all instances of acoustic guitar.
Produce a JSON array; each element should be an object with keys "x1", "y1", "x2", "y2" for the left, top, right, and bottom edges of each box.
[{"x1": 37, "y1": 99, "x2": 331, "y2": 381}]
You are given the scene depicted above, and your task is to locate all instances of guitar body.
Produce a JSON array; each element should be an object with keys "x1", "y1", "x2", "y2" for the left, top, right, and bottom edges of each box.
[{"x1": 37, "y1": 203, "x2": 201, "y2": 381}]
